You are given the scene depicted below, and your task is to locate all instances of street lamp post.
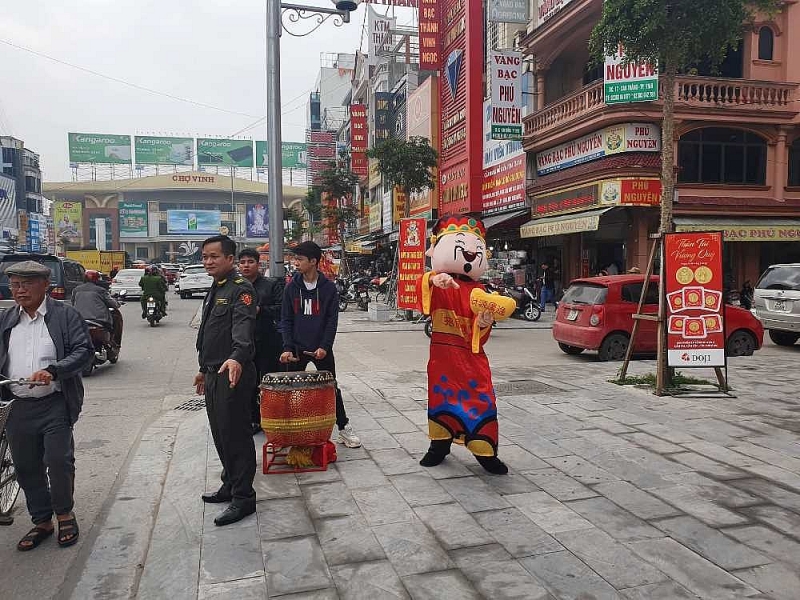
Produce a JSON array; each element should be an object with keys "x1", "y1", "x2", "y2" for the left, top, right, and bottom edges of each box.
[{"x1": 266, "y1": 1, "x2": 357, "y2": 277}]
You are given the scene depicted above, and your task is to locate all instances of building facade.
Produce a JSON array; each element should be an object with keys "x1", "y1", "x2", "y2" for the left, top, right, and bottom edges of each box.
[
  {"x1": 1, "y1": 136, "x2": 43, "y2": 214},
  {"x1": 519, "y1": 0, "x2": 800, "y2": 289}
]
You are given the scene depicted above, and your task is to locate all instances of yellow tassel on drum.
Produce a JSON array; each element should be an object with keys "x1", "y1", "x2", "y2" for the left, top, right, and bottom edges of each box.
[{"x1": 286, "y1": 446, "x2": 316, "y2": 468}]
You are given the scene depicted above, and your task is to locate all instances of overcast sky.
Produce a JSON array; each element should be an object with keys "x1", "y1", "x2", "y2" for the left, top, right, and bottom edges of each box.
[{"x1": 0, "y1": 1, "x2": 415, "y2": 183}]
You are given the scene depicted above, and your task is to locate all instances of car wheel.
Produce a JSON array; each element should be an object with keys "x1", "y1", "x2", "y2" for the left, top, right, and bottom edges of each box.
[
  {"x1": 598, "y1": 333, "x2": 629, "y2": 362},
  {"x1": 727, "y1": 330, "x2": 756, "y2": 357},
  {"x1": 769, "y1": 330, "x2": 799, "y2": 347},
  {"x1": 558, "y1": 342, "x2": 584, "y2": 355},
  {"x1": 523, "y1": 303, "x2": 542, "y2": 322}
]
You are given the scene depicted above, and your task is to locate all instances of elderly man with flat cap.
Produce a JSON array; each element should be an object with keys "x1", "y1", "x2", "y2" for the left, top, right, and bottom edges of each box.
[{"x1": 0, "y1": 261, "x2": 93, "y2": 551}]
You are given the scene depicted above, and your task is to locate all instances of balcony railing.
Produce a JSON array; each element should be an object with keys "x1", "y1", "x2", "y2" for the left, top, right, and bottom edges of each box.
[{"x1": 524, "y1": 76, "x2": 799, "y2": 140}]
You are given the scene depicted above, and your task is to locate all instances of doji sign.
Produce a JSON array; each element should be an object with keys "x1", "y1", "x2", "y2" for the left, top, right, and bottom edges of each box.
[{"x1": 418, "y1": 0, "x2": 441, "y2": 70}]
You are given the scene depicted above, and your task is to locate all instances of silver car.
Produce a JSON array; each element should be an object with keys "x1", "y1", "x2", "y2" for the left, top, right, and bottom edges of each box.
[
  {"x1": 177, "y1": 265, "x2": 213, "y2": 299},
  {"x1": 753, "y1": 263, "x2": 800, "y2": 346},
  {"x1": 110, "y1": 268, "x2": 145, "y2": 299}
]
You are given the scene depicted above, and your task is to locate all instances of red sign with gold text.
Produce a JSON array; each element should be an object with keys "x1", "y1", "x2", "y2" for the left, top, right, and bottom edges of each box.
[
  {"x1": 418, "y1": 0, "x2": 441, "y2": 70},
  {"x1": 397, "y1": 218, "x2": 427, "y2": 310},
  {"x1": 664, "y1": 232, "x2": 726, "y2": 367},
  {"x1": 350, "y1": 104, "x2": 368, "y2": 178}
]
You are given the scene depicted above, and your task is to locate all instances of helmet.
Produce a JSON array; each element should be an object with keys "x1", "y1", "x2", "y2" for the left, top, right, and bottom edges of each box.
[
  {"x1": 84, "y1": 270, "x2": 101, "y2": 283},
  {"x1": 146, "y1": 265, "x2": 158, "y2": 276}
]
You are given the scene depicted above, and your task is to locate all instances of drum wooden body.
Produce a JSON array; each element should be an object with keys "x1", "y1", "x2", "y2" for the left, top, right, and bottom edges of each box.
[{"x1": 260, "y1": 371, "x2": 336, "y2": 447}]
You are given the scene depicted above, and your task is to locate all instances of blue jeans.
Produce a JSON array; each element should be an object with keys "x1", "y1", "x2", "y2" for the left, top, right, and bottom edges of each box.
[{"x1": 540, "y1": 288, "x2": 554, "y2": 311}]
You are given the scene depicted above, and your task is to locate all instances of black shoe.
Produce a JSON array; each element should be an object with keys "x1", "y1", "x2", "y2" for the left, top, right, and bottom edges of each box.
[
  {"x1": 419, "y1": 440, "x2": 451, "y2": 467},
  {"x1": 476, "y1": 455, "x2": 509, "y2": 475},
  {"x1": 201, "y1": 489, "x2": 232, "y2": 503},
  {"x1": 214, "y1": 502, "x2": 256, "y2": 526}
]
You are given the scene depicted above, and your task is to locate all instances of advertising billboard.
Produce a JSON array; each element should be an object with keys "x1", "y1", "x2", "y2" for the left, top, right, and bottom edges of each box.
[
  {"x1": 54, "y1": 201, "x2": 83, "y2": 244},
  {"x1": 255, "y1": 141, "x2": 308, "y2": 169},
  {"x1": 482, "y1": 100, "x2": 526, "y2": 214},
  {"x1": 490, "y1": 50, "x2": 523, "y2": 141},
  {"x1": 665, "y1": 232, "x2": 726, "y2": 367},
  {"x1": 134, "y1": 136, "x2": 193, "y2": 166},
  {"x1": 246, "y1": 204, "x2": 269, "y2": 238},
  {"x1": 407, "y1": 77, "x2": 439, "y2": 216},
  {"x1": 397, "y1": 218, "x2": 427, "y2": 310},
  {"x1": 68, "y1": 133, "x2": 131, "y2": 164},
  {"x1": 605, "y1": 48, "x2": 658, "y2": 104},
  {"x1": 118, "y1": 201, "x2": 148, "y2": 238},
  {"x1": 196, "y1": 139, "x2": 253, "y2": 167},
  {"x1": 166, "y1": 210, "x2": 221, "y2": 235},
  {"x1": 488, "y1": 0, "x2": 529, "y2": 23},
  {"x1": 418, "y1": 0, "x2": 441, "y2": 70}
]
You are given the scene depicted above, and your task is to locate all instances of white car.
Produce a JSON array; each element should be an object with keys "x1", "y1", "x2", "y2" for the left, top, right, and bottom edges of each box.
[
  {"x1": 178, "y1": 265, "x2": 213, "y2": 298},
  {"x1": 110, "y1": 269, "x2": 146, "y2": 299}
]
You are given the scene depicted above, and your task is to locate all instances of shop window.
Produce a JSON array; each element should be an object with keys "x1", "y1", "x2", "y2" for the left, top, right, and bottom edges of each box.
[
  {"x1": 788, "y1": 139, "x2": 800, "y2": 186},
  {"x1": 758, "y1": 27, "x2": 774, "y2": 61},
  {"x1": 678, "y1": 128, "x2": 766, "y2": 185}
]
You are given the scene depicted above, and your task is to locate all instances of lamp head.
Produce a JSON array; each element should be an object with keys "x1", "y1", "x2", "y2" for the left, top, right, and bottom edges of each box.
[{"x1": 332, "y1": 0, "x2": 360, "y2": 11}]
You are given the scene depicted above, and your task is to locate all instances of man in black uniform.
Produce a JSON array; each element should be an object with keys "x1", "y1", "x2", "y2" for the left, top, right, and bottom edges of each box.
[
  {"x1": 237, "y1": 248, "x2": 284, "y2": 434},
  {"x1": 194, "y1": 235, "x2": 258, "y2": 526}
]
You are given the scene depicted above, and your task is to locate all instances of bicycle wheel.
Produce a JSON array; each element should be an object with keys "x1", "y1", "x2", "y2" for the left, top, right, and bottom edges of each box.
[{"x1": 0, "y1": 435, "x2": 20, "y2": 515}]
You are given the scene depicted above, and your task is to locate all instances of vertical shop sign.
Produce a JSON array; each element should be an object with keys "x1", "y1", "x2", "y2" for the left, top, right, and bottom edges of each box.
[
  {"x1": 664, "y1": 232, "x2": 726, "y2": 367},
  {"x1": 368, "y1": 7, "x2": 395, "y2": 66},
  {"x1": 397, "y1": 217, "x2": 427, "y2": 310},
  {"x1": 418, "y1": 0, "x2": 441, "y2": 70},
  {"x1": 350, "y1": 104, "x2": 369, "y2": 178},
  {"x1": 490, "y1": 50, "x2": 523, "y2": 141}
]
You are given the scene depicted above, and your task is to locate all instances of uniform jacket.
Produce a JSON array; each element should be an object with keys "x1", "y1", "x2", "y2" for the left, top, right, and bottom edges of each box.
[
  {"x1": 196, "y1": 272, "x2": 256, "y2": 369},
  {"x1": 139, "y1": 275, "x2": 167, "y2": 300},
  {"x1": 251, "y1": 274, "x2": 284, "y2": 344},
  {"x1": 280, "y1": 271, "x2": 338, "y2": 353},
  {"x1": 0, "y1": 297, "x2": 94, "y2": 424},
  {"x1": 71, "y1": 282, "x2": 119, "y2": 326}
]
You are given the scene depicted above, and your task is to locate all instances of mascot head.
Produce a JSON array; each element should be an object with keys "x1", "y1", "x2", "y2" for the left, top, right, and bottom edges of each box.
[{"x1": 426, "y1": 215, "x2": 489, "y2": 281}]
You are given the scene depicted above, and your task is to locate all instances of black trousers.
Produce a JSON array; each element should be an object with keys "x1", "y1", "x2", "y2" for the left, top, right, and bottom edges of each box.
[
  {"x1": 6, "y1": 394, "x2": 75, "y2": 524},
  {"x1": 204, "y1": 365, "x2": 257, "y2": 503},
  {"x1": 287, "y1": 351, "x2": 348, "y2": 430}
]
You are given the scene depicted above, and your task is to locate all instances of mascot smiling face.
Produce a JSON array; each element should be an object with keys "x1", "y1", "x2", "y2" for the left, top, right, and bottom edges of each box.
[{"x1": 426, "y1": 216, "x2": 489, "y2": 281}]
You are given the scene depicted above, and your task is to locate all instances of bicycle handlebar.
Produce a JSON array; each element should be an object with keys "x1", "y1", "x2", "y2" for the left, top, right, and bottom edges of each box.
[{"x1": 0, "y1": 379, "x2": 47, "y2": 387}]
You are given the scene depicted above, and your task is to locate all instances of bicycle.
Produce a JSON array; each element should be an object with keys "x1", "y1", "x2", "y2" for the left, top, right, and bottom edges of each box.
[{"x1": 0, "y1": 378, "x2": 46, "y2": 525}]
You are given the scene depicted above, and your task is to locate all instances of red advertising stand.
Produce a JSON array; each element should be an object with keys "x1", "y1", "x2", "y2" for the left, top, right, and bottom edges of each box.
[{"x1": 397, "y1": 218, "x2": 427, "y2": 310}]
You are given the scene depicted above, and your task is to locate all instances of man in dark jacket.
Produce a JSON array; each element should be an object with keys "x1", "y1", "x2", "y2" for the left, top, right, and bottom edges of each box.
[
  {"x1": 139, "y1": 266, "x2": 167, "y2": 319},
  {"x1": 0, "y1": 261, "x2": 94, "y2": 551},
  {"x1": 72, "y1": 270, "x2": 120, "y2": 330},
  {"x1": 279, "y1": 241, "x2": 360, "y2": 448},
  {"x1": 238, "y1": 248, "x2": 283, "y2": 433}
]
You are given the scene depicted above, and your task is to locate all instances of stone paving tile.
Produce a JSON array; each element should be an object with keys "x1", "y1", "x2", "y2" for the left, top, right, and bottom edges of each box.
[
  {"x1": 652, "y1": 516, "x2": 770, "y2": 570},
  {"x1": 507, "y1": 491, "x2": 594, "y2": 535},
  {"x1": 657, "y1": 472, "x2": 763, "y2": 507},
  {"x1": 390, "y1": 473, "x2": 453, "y2": 507},
  {"x1": 668, "y1": 452, "x2": 749, "y2": 480},
  {"x1": 197, "y1": 576, "x2": 267, "y2": 600},
  {"x1": 363, "y1": 404, "x2": 403, "y2": 419},
  {"x1": 473, "y1": 507, "x2": 563, "y2": 557},
  {"x1": 424, "y1": 457, "x2": 474, "y2": 480},
  {"x1": 680, "y1": 441, "x2": 762, "y2": 468},
  {"x1": 199, "y1": 522, "x2": 264, "y2": 586},
  {"x1": 352, "y1": 486, "x2": 414, "y2": 526},
  {"x1": 392, "y1": 432, "x2": 430, "y2": 455},
  {"x1": 723, "y1": 525, "x2": 800, "y2": 568},
  {"x1": 555, "y1": 528, "x2": 668, "y2": 590},
  {"x1": 477, "y1": 472, "x2": 541, "y2": 495},
  {"x1": 450, "y1": 545, "x2": 554, "y2": 600},
  {"x1": 401, "y1": 569, "x2": 482, "y2": 600},
  {"x1": 732, "y1": 563, "x2": 800, "y2": 600},
  {"x1": 627, "y1": 537, "x2": 760, "y2": 599},
  {"x1": 731, "y1": 478, "x2": 800, "y2": 512},
  {"x1": 635, "y1": 423, "x2": 701, "y2": 444},
  {"x1": 519, "y1": 550, "x2": 623, "y2": 600},
  {"x1": 337, "y1": 458, "x2": 390, "y2": 489},
  {"x1": 566, "y1": 497, "x2": 663, "y2": 542},
  {"x1": 315, "y1": 515, "x2": 386, "y2": 567},
  {"x1": 581, "y1": 416, "x2": 637, "y2": 435},
  {"x1": 296, "y1": 465, "x2": 342, "y2": 486},
  {"x1": 505, "y1": 431, "x2": 574, "y2": 458},
  {"x1": 357, "y1": 428, "x2": 402, "y2": 451},
  {"x1": 414, "y1": 503, "x2": 496, "y2": 550},
  {"x1": 619, "y1": 581, "x2": 703, "y2": 600},
  {"x1": 330, "y1": 560, "x2": 409, "y2": 600},
  {"x1": 619, "y1": 432, "x2": 684, "y2": 455},
  {"x1": 369, "y1": 448, "x2": 424, "y2": 477},
  {"x1": 262, "y1": 536, "x2": 332, "y2": 597},
  {"x1": 496, "y1": 444, "x2": 550, "y2": 471},
  {"x1": 272, "y1": 589, "x2": 340, "y2": 600},
  {"x1": 253, "y1": 472, "x2": 302, "y2": 499},
  {"x1": 376, "y1": 416, "x2": 420, "y2": 434},
  {"x1": 349, "y1": 414, "x2": 383, "y2": 432},
  {"x1": 373, "y1": 520, "x2": 454, "y2": 576},
  {"x1": 742, "y1": 504, "x2": 800, "y2": 537},
  {"x1": 257, "y1": 497, "x2": 315, "y2": 541},
  {"x1": 740, "y1": 463, "x2": 800, "y2": 493},
  {"x1": 336, "y1": 444, "x2": 372, "y2": 462},
  {"x1": 441, "y1": 475, "x2": 511, "y2": 512},
  {"x1": 301, "y1": 481, "x2": 360, "y2": 519},
  {"x1": 592, "y1": 481, "x2": 681, "y2": 520},
  {"x1": 728, "y1": 440, "x2": 800, "y2": 473},
  {"x1": 544, "y1": 454, "x2": 621, "y2": 485},
  {"x1": 401, "y1": 410, "x2": 428, "y2": 427},
  {"x1": 745, "y1": 434, "x2": 800, "y2": 459},
  {"x1": 522, "y1": 468, "x2": 598, "y2": 501},
  {"x1": 646, "y1": 484, "x2": 750, "y2": 527}
]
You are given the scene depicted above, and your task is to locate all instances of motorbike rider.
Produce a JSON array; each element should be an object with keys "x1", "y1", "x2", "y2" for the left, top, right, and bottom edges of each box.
[
  {"x1": 138, "y1": 266, "x2": 168, "y2": 319},
  {"x1": 71, "y1": 270, "x2": 122, "y2": 346}
]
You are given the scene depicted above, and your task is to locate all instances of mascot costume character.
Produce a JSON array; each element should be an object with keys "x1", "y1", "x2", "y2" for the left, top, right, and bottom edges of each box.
[{"x1": 417, "y1": 215, "x2": 516, "y2": 475}]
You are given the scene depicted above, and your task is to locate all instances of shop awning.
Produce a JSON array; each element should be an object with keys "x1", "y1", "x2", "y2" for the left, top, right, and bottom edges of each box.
[
  {"x1": 520, "y1": 208, "x2": 614, "y2": 238},
  {"x1": 483, "y1": 209, "x2": 530, "y2": 231},
  {"x1": 674, "y1": 217, "x2": 800, "y2": 242}
]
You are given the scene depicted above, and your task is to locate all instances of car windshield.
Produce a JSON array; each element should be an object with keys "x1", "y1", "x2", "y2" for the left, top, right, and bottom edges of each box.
[
  {"x1": 561, "y1": 283, "x2": 608, "y2": 305},
  {"x1": 115, "y1": 270, "x2": 142, "y2": 280},
  {"x1": 184, "y1": 266, "x2": 207, "y2": 275},
  {"x1": 0, "y1": 257, "x2": 61, "y2": 285},
  {"x1": 756, "y1": 266, "x2": 800, "y2": 291}
]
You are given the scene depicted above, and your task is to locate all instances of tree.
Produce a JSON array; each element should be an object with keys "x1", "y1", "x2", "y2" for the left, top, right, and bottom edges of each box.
[
  {"x1": 590, "y1": 0, "x2": 780, "y2": 234},
  {"x1": 367, "y1": 136, "x2": 438, "y2": 218},
  {"x1": 314, "y1": 160, "x2": 360, "y2": 250}
]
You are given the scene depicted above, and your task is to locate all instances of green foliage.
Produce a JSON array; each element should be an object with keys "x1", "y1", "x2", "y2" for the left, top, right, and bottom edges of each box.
[
  {"x1": 590, "y1": 0, "x2": 781, "y2": 70},
  {"x1": 367, "y1": 136, "x2": 438, "y2": 197},
  {"x1": 311, "y1": 160, "x2": 360, "y2": 241},
  {"x1": 284, "y1": 206, "x2": 309, "y2": 245}
]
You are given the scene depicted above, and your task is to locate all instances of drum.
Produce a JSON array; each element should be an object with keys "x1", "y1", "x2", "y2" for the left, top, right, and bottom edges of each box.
[{"x1": 259, "y1": 371, "x2": 336, "y2": 447}]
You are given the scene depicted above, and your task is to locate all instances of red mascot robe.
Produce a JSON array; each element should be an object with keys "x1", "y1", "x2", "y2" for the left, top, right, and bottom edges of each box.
[{"x1": 418, "y1": 272, "x2": 499, "y2": 458}]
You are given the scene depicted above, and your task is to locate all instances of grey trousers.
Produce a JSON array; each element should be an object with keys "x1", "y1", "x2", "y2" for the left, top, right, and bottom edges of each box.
[{"x1": 6, "y1": 394, "x2": 75, "y2": 524}]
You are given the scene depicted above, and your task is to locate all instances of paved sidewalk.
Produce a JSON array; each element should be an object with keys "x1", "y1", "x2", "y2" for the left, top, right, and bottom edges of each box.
[{"x1": 76, "y1": 356, "x2": 800, "y2": 599}]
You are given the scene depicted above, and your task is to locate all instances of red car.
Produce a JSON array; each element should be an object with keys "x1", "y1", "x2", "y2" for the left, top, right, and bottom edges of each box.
[{"x1": 553, "y1": 275, "x2": 763, "y2": 361}]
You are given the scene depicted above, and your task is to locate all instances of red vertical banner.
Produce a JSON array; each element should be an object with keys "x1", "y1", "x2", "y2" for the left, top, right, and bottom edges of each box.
[
  {"x1": 350, "y1": 104, "x2": 368, "y2": 178},
  {"x1": 664, "y1": 232, "x2": 726, "y2": 368},
  {"x1": 397, "y1": 217, "x2": 427, "y2": 310},
  {"x1": 418, "y1": 0, "x2": 441, "y2": 70}
]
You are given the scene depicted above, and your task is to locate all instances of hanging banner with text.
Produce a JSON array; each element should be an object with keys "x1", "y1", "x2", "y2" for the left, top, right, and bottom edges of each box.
[
  {"x1": 368, "y1": 7, "x2": 396, "y2": 66},
  {"x1": 418, "y1": 0, "x2": 441, "y2": 70},
  {"x1": 604, "y1": 48, "x2": 659, "y2": 104},
  {"x1": 665, "y1": 231, "x2": 726, "y2": 368},
  {"x1": 397, "y1": 217, "x2": 427, "y2": 310},
  {"x1": 490, "y1": 50, "x2": 523, "y2": 141},
  {"x1": 350, "y1": 104, "x2": 369, "y2": 178}
]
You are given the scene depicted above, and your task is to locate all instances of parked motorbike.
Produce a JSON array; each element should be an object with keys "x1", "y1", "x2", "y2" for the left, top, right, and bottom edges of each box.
[
  {"x1": 487, "y1": 282, "x2": 542, "y2": 322},
  {"x1": 83, "y1": 303, "x2": 124, "y2": 377},
  {"x1": 337, "y1": 276, "x2": 371, "y2": 312},
  {"x1": 145, "y1": 295, "x2": 165, "y2": 326}
]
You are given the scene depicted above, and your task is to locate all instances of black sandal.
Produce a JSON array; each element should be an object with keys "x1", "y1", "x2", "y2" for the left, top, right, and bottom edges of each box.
[
  {"x1": 57, "y1": 514, "x2": 79, "y2": 548},
  {"x1": 17, "y1": 525, "x2": 54, "y2": 551}
]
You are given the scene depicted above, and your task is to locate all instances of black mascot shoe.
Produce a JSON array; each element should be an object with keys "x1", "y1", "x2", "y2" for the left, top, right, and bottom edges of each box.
[
  {"x1": 419, "y1": 440, "x2": 451, "y2": 467},
  {"x1": 476, "y1": 455, "x2": 508, "y2": 475}
]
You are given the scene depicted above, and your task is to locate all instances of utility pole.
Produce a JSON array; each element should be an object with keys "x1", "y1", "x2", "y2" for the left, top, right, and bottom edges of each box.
[{"x1": 266, "y1": 2, "x2": 284, "y2": 278}]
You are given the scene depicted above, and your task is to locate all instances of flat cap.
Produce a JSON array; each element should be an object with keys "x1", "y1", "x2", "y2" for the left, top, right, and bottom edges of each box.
[{"x1": 4, "y1": 260, "x2": 52, "y2": 278}]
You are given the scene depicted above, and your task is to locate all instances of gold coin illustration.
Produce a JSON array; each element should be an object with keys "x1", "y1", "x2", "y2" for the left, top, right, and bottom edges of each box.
[
  {"x1": 689, "y1": 322, "x2": 700, "y2": 332},
  {"x1": 705, "y1": 296, "x2": 715, "y2": 307},
  {"x1": 694, "y1": 266, "x2": 713, "y2": 285},
  {"x1": 674, "y1": 297, "x2": 683, "y2": 306},
  {"x1": 675, "y1": 319, "x2": 684, "y2": 328},
  {"x1": 676, "y1": 267, "x2": 694, "y2": 285},
  {"x1": 688, "y1": 292, "x2": 700, "y2": 304}
]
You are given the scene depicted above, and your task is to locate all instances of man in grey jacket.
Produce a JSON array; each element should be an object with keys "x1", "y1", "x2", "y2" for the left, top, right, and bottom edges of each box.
[{"x1": 0, "y1": 261, "x2": 93, "y2": 551}]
